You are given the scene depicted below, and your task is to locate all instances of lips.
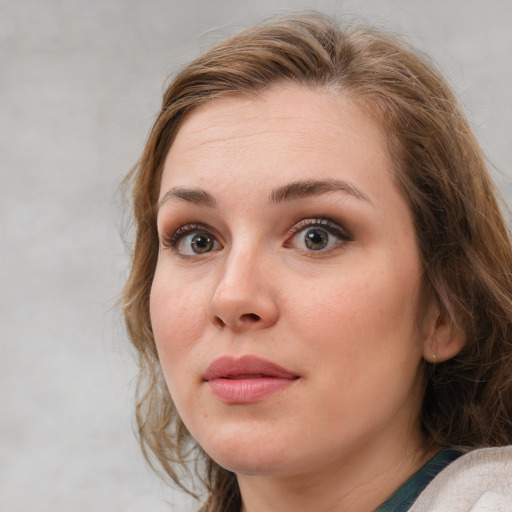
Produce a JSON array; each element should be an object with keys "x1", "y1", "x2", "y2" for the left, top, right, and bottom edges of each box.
[
  {"x1": 204, "y1": 355, "x2": 298, "y2": 380},
  {"x1": 203, "y1": 355, "x2": 299, "y2": 404}
]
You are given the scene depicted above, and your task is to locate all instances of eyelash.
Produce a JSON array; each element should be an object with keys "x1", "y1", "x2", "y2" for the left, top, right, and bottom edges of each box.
[
  {"x1": 159, "y1": 218, "x2": 351, "y2": 255},
  {"x1": 285, "y1": 218, "x2": 351, "y2": 252},
  {"x1": 160, "y1": 223, "x2": 209, "y2": 248},
  {"x1": 162, "y1": 224, "x2": 203, "y2": 247}
]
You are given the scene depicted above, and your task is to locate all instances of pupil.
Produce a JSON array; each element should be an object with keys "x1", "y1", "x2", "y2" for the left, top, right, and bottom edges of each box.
[
  {"x1": 192, "y1": 233, "x2": 213, "y2": 253},
  {"x1": 305, "y1": 228, "x2": 328, "y2": 250}
]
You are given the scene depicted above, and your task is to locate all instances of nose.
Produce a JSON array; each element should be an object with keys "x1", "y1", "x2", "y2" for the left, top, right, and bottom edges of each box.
[{"x1": 205, "y1": 246, "x2": 279, "y2": 332}]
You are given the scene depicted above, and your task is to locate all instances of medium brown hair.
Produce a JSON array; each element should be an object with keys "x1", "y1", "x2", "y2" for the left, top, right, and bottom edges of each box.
[{"x1": 122, "y1": 12, "x2": 512, "y2": 511}]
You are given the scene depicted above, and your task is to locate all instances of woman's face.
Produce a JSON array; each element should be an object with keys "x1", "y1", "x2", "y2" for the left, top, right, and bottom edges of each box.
[{"x1": 151, "y1": 85, "x2": 431, "y2": 480}]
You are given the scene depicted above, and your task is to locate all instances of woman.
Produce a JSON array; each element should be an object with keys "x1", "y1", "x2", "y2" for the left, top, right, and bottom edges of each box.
[{"x1": 122, "y1": 12, "x2": 512, "y2": 511}]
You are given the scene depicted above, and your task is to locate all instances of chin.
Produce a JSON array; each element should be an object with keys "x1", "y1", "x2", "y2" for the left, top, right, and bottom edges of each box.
[
  {"x1": 211, "y1": 450, "x2": 292, "y2": 477},
  {"x1": 196, "y1": 423, "x2": 296, "y2": 477}
]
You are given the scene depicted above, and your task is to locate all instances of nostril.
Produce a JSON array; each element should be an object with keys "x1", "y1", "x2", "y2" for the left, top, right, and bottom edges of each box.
[
  {"x1": 213, "y1": 316, "x2": 226, "y2": 329},
  {"x1": 211, "y1": 313, "x2": 259, "y2": 329},
  {"x1": 241, "y1": 313, "x2": 261, "y2": 322}
]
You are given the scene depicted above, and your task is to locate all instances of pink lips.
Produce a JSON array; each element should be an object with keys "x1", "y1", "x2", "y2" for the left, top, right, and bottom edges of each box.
[{"x1": 203, "y1": 355, "x2": 299, "y2": 404}]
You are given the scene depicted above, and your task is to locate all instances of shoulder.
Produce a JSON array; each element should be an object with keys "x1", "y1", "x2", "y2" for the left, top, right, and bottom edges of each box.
[{"x1": 409, "y1": 446, "x2": 512, "y2": 512}]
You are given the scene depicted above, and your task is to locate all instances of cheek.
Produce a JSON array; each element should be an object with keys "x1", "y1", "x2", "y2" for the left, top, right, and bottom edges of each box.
[
  {"x1": 149, "y1": 272, "x2": 212, "y2": 420},
  {"x1": 291, "y1": 259, "x2": 422, "y2": 358},
  {"x1": 149, "y1": 269, "x2": 208, "y2": 365}
]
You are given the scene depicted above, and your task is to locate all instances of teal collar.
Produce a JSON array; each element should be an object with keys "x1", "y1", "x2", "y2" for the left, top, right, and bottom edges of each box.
[{"x1": 375, "y1": 447, "x2": 464, "y2": 511}]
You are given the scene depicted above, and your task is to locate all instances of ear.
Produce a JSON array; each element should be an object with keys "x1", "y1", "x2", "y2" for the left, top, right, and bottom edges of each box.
[{"x1": 423, "y1": 304, "x2": 466, "y2": 363}]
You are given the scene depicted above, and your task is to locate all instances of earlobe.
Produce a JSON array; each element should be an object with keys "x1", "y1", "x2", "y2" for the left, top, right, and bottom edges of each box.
[{"x1": 423, "y1": 307, "x2": 466, "y2": 364}]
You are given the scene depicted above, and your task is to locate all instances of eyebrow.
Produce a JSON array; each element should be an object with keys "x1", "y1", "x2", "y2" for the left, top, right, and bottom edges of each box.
[
  {"x1": 156, "y1": 178, "x2": 372, "y2": 212},
  {"x1": 267, "y1": 179, "x2": 373, "y2": 205},
  {"x1": 157, "y1": 187, "x2": 218, "y2": 210}
]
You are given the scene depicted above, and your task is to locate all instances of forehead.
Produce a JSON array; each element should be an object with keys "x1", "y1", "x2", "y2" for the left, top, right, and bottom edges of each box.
[
  {"x1": 170, "y1": 85, "x2": 385, "y2": 152},
  {"x1": 160, "y1": 84, "x2": 394, "y2": 203}
]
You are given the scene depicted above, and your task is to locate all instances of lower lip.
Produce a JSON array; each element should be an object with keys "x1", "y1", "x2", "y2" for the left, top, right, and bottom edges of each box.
[{"x1": 207, "y1": 377, "x2": 297, "y2": 404}]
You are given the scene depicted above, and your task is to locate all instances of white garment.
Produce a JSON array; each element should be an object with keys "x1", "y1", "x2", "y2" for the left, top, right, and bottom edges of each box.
[{"x1": 410, "y1": 446, "x2": 512, "y2": 511}]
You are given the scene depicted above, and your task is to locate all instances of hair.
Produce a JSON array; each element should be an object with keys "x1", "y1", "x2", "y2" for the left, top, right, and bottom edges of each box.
[{"x1": 122, "y1": 11, "x2": 512, "y2": 511}]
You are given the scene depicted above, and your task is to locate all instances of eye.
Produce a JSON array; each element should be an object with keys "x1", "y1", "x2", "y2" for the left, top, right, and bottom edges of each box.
[
  {"x1": 162, "y1": 224, "x2": 222, "y2": 256},
  {"x1": 180, "y1": 231, "x2": 219, "y2": 254},
  {"x1": 286, "y1": 219, "x2": 350, "y2": 253},
  {"x1": 302, "y1": 227, "x2": 330, "y2": 250}
]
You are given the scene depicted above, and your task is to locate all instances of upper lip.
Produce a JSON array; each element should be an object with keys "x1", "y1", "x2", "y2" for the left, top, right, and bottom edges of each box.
[{"x1": 203, "y1": 355, "x2": 299, "y2": 381}]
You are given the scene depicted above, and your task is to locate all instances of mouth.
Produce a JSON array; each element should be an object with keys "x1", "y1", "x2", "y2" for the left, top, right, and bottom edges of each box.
[
  {"x1": 220, "y1": 374, "x2": 270, "y2": 379},
  {"x1": 203, "y1": 355, "x2": 299, "y2": 404}
]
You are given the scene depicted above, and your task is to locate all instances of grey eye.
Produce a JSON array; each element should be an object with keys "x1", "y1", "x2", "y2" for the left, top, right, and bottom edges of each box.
[
  {"x1": 303, "y1": 228, "x2": 329, "y2": 250},
  {"x1": 288, "y1": 220, "x2": 349, "y2": 253}
]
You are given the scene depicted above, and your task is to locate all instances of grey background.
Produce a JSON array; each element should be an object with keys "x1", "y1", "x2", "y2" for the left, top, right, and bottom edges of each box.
[{"x1": 1, "y1": 0, "x2": 510, "y2": 511}]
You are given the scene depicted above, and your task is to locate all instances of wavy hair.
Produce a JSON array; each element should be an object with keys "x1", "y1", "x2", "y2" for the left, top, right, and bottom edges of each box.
[{"x1": 122, "y1": 12, "x2": 512, "y2": 511}]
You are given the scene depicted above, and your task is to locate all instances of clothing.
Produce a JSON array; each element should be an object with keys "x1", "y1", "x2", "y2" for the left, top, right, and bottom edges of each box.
[
  {"x1": 376, "y1": 446, "x2": 512, "y2": 512},
  {"x1": 410, "y1": 446, "x2": 512, "y2": 511},
  {"x1": 376, "y1": 448, "x2": 464, "y2": 511}
]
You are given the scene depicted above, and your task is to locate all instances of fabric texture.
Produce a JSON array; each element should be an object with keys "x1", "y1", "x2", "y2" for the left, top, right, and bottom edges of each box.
[
  {"x1": 375, "y1": 448, "x2": 464, "y2": 511},
  {"x1": 409, "y1": 446, "x2": 512, "y2": 512}
]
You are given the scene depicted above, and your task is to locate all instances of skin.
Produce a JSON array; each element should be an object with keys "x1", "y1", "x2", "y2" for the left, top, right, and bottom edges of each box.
[{"x1": 150, "y1": 85, "x2": 448, "y2": 511}]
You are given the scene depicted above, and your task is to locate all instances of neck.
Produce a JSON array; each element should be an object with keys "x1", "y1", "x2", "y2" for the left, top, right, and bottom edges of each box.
[{"x1": 237, "y1": 427, "x2": 434, "y2": 512}]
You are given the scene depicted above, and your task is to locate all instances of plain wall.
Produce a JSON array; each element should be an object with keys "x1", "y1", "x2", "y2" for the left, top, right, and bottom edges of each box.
[{"x1": 1, "y1": 1, "x2": 511, "y2": 510}]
